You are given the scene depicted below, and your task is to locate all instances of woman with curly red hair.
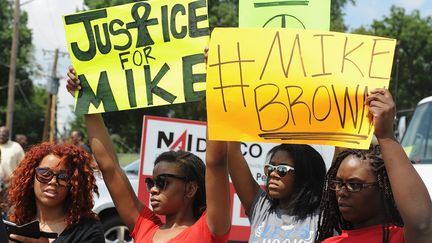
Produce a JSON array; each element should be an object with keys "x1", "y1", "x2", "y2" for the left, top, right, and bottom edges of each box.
[{"x1": 7, "y1": 143, "x2": 104, "y2": 242}]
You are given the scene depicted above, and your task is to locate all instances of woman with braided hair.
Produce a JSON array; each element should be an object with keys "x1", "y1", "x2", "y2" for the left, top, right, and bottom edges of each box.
[{"x1": 315, "y1": 88, "x2": 432, "y2": 243}]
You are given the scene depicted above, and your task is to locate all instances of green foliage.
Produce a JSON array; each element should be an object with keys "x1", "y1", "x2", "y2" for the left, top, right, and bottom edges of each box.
[
  {"x1": 12, "y1": 85, "x2": 47, "y2": 145},
  {"x1": 352, "y1": 6, "x2": 432, "y2": 111},
  {"x1": 0, "y1": 0, "x2": 43, "y2": 145},
  {"x1": 84, "y1": 0, "x2": 131, "y2": 9},
  {"x1": 208, "y1": 0, "x2": 238, "y2": 29},
  {"x1": 331, "y1": 0, "x2": 355, "y2": 32}
]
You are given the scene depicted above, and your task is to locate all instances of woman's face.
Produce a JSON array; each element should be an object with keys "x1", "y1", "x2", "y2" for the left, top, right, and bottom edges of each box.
[
  {"x1": 266, "y1": 150, "x2": 296, "y2": 201},
  {"x1": 335, "y1": 155, "x2": 383, "y2": 228},
  {"x1": 149, "y1": 161, "x2": 189, "y2": 215},
  {"x1": 34, "y1": 154, "x2": 69, "y2": 209}
]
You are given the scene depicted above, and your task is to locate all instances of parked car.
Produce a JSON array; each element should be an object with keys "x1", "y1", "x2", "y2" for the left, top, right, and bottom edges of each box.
[
  {"x1": 93, "y1": 160, "x2": 140, "y2": 243},
  {"x1": 400, "y1": 96, "x2": 432, "y2": 198}
]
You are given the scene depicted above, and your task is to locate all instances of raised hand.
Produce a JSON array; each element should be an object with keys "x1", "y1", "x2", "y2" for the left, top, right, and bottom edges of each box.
[
  {"x1": 366, "y1": 88, "x2": 395, "y2": 139},
  {"x1": 66, "y1": 66, "x2": 81, "y2": 96}
]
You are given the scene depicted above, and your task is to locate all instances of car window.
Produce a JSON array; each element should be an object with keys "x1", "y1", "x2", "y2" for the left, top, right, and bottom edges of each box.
[
  {"x1": 123, "y1": 159, "x2": 140, "y2": 175},
  {"x1": 402, "y1": 102, "x2": 432, "y2": 164}
]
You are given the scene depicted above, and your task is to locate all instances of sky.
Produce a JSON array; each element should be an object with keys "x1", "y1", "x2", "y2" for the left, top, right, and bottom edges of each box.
[{"x1": 19, "y1": 0, "x2": 432, "y2": 136}]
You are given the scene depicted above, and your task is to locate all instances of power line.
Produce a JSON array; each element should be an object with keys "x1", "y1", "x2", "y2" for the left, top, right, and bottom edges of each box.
[{"x1": 20, "y1": 0, "x2": 37, "y2": 6}]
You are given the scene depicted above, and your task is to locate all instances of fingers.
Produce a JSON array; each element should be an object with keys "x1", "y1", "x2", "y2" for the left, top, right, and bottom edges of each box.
[
  {"x1": 66, "y1": 78, "x2": 80, "y2": 90},
  {"x1": 369, "y1": 88, "x2": 387, "y2": 95},
  {"x1": 66, "y1": 66, "x2": 81, "y2": 96},
  {"x1": 366, "y1": 89, "x2": 396, "y2": 138},
  {"x1": 68, "y1": 65, "x2": 75, "y2": 74},
  {"x1": 366, "y1": 89, "x2": 394, "y2": 108},
  {"x1": 9, "y1": 234, "x2": 49, "y2": 243},
  {"x1": 204, "y1": 46, "x2": 209, "y2": 65},
  {"x1": 9, "y1": 234, "x2": 27, "y2": 242},
  {"x1": 366, "y1": 89, "x2": 395, "y2": 117}
]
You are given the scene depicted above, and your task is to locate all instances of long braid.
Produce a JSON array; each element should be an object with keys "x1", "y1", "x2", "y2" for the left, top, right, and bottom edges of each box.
[
  {"x1": 315, "y1": 155, "x2": 344, "y2": 242},
  {"x1": 315, "y1": 146, "x2": 403, "y2": 243}
]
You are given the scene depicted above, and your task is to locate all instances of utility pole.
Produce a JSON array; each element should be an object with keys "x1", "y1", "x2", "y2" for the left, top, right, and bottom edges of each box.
[
  {"x1": 6, "y1": 0, "x2": 20, "y2": 137},
  {"x1": 42, "y1": 49, "x2": 59, "y2": 142}
]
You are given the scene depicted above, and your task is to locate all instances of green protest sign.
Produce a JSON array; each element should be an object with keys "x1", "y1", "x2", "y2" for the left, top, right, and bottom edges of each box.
[{"x1": 239, "y1": 0, "x2": 330, "y2": 30}]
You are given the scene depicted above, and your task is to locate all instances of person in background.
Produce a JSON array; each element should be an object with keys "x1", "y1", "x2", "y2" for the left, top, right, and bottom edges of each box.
[
  {"x1": 15, "y1": 134, "x2": 28, "y2": 151},
  {"x1": 315, "y1": 88, "x2": 432, "y2": 243},
  {"x1": 0, "y1": 126, "x2": 25, "y2": 195},
  {"x1": 67, "y1": 66, "x2": 231, "y2": 242},
  {"x1": 70, "y1": 130, "x2": 91, "y2": 154},
  {"x1": 7, "y1": 142, "x2": 105, "y2": 242}
]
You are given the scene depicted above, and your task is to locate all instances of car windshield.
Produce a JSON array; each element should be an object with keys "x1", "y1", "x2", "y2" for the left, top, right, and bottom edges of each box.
[
  {"x1": 402, "y1": 101, "x2": 432, "y2": 164},
  {"x1": 123, "y1": 160, "x2": 140, "y2": 175}
]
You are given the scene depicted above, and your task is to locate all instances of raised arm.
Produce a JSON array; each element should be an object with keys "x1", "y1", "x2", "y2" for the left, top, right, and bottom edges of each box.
[
  {"x1": 67, "y1": 66, "x2": 142, "y2": 231},
  {"x1": 85, "y1": 114, "x2": 143, "y2": 231},
  {"x1": 227, "y1": 142, "x2": 260, "y2": 213},
  {"x1": 367, "y1": 88, "x2": 432, "y2": 242},
  {"x1": 205, "y1": 139, "x2": 231, "y2": 236}
]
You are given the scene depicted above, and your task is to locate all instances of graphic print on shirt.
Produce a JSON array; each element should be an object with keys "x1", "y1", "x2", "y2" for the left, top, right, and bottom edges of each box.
[{"x1": 250, "y1": 221, "x2": 314, "y2": 243}]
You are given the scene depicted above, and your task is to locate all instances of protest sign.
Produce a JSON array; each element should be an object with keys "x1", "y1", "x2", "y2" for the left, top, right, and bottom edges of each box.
[
  {"x1": 239, "y1": 0, "x2": 330, "y2": 30},
  {"x1": 206, "y1": 28, "x2": 396, "y2": 149},
  {"x1": 63, "y1": 0, "x2": 209, "y2": 114}
]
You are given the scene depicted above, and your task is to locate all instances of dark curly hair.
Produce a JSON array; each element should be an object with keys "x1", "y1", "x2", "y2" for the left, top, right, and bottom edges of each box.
[
  {"x1": 7, "y1": 143, "x2": 99, "y2": 228},
  {"x1": 315, "y1": 145, "x2": 403, "y2": 243},
  {"x1": 154, "y1": 150, "x2": 206, "y2": 220},
  {"x1": 266, "y1": 144, "x2": 327, "y2": 221}
]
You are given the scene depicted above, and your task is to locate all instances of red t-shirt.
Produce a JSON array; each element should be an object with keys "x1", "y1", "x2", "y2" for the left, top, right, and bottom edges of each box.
[
  {"x1": 131, "y1": 207, "x2": 229, "y2": 242},
  {"x1": 322, "y1": 224, "x2": 404, "y2": 243}
]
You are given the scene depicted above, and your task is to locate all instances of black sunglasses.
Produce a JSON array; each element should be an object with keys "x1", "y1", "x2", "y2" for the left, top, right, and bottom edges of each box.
[
  {"x1": 35, "y1": 167, "x2": 70, "y2": 187},
  {"x1": 145, "y1": 174, "x2": 188, "y2": 192},
  {"x1": 264, "y1": 164, "x2": 295, "y2": 177},
  {"x1": 328, "y1": 180, "x2": 377, "y2": 192}
]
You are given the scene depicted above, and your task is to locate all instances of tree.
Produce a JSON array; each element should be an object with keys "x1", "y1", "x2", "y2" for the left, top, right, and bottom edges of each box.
[
  {"x1": 331, "y1": 0, "x2": 355, "y2": 32},
  {"x1": 353, "y1": 6, "x2": 432, "y2": 112},
  {"x1": 78, "y1": 0, "x2": 355, "y2": 152},
  {"x1": 0, "y1": 0, "x2": 45, "y2": 145}
]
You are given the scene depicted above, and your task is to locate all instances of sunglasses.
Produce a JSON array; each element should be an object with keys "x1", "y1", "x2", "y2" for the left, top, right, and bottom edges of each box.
[
  {"x1": 328, "y1": 180, "x2": 377, "y2": 192},
  {"x1": 145, "y1": 174, "x2": 188, "y2": 192},
  {"x1": 35, "y1": 167, "x2": 70, "y2": 187},
  {"x1": 264, "y1": 164, "x2": 295, "y2": 177}
]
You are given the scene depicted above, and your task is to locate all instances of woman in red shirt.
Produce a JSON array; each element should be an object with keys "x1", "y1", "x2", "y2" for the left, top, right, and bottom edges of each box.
[
  {"x1": 67, "y1": 67, "x2": 231, "y2": 242},
  {"x1": 315, "y1": 89, "x2": 432, "y2": 243}
]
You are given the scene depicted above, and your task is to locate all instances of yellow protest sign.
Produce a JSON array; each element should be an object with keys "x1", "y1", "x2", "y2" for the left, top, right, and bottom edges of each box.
[
  {"x1": 239, "y1": 0, "x2": 330, "y2": 30},
  {"x1": 206, "y1": 28, "x2": 396, "y2": 149},
  {"x1": 63, "y1": 0, "x2": 209, "y2": 114}
]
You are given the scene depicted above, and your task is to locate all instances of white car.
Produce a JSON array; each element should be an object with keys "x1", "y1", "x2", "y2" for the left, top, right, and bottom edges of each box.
[{"x1": 93, "y1": 160, "x2": 139, "y2": 243}]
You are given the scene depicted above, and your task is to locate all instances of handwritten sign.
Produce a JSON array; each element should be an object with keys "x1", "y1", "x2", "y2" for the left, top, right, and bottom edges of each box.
[
  {"x1": 239, "y1": 0, "x2": 330, "y2": 30},
  {"x1": 206, "y1": 28, "x2": 396, "y2": 149},
  {"x1": 63, "y1": 0, "x2": 209, "y2": 114}
]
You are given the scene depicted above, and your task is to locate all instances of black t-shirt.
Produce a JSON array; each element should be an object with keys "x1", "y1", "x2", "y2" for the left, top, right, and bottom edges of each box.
[
  {"x1": 0, "y1": 220, "x2": 8, "y2": 242},
  {"x1": 53, "y1": 218, "x2": 104, "y2": 243}
]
